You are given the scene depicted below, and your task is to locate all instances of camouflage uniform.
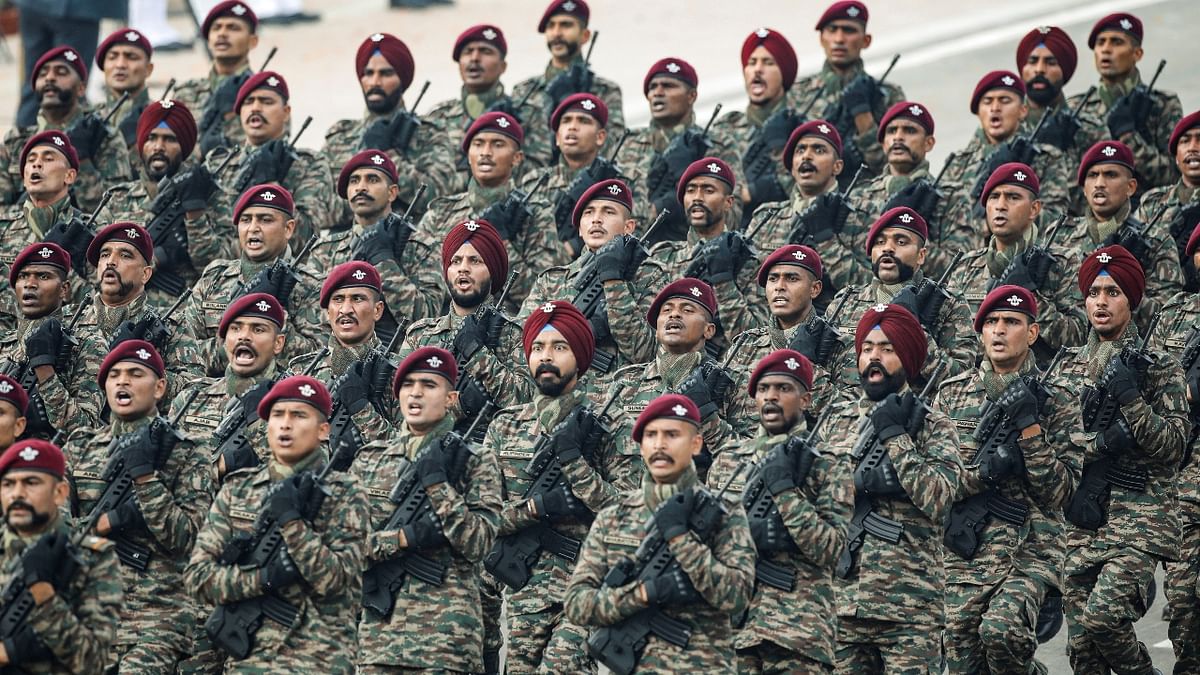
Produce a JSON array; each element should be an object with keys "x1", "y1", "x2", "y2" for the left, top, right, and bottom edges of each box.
[
  {"x1": 351, "y1": 415, "x2": 501, "y2": 672},
  {"x1": 67, "y1": 413, "x2": 214, "y2": 671},
  {"x1": 0, "y1": 312, "x2": 104, "y2": 438},
  {"x1": 824, "y1": 393, "x2": 963, "y2": 673},
  {"x1": 564, "y1": 465, "x2": 756, "y2": 673},
  {"x1": 511, "y1": 57, "x2": 627, "y2": 170},
  {"x1": 0, "y1": 196, "x2": 92, "y2": 312},
  {"x1": 1021, "y1": 102, "x2": 1108, "y2": 215},
  {"x1": 0, "y1": 108, "x2": 134, "y2": 211},
  {"x1": 173, "y1": 66, "x2": 250, "y2": 157},
  {"x1": 1067, "y1": 69, "x2": 1183, "y2": 191},
  {"x1": 424, "y1": 83, "x2": 538, "y2": 187},
  {"x1": 0, "y1": 519, "x2": 123, "y2": 674},
  {"x1": 1136, "y1": 179, "x2": 1200, "y2": 287},
  {"x1": 186, "y1": 449, "x2": 370, "y2": 673},
  {"x1": 940, "y1": 130, "x2": 1073, "y2": 219},
  {"x1": 711, "y1": 94, "x2": 798, "y2": 212},
  {"x1": 290, "y1": 334, "x2": 399, "y2": 443},
  {"x1": 707, "y1": 416, "x2": 854, "y2": 673},
  {"x1": 935, "y1": 359, "x2": 1083, "y2": 674},
  {"x1": 647, "y1": 231, "x2": 768, "y2": 340},
  {"x1": 203, "y1": 142, "x2": 335, "y2": 242},
  {"x1": 517, "y1": 157, "x2": 650, "y2": 237},
  {"x1": 96, "y1": 87, "x2": 152, "y2": 163},
  {"x1": 1056, "y1": 328, "x2": 1187, "y2": 673}
]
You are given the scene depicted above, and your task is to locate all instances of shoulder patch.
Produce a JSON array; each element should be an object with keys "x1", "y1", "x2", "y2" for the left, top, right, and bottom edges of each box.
[{"x1": 80, "y1": 535, "x2": 113, "y2": 552}]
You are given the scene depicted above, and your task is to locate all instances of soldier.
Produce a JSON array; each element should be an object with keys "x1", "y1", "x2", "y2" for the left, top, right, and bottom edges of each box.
[
  {"x1": 185, "y1": 375, "x2": 370, "y2": 672},
  {"x1": 520, "y1": 179, "x2": 667, "y2": 377},
  {"x1": 826, "y1": 303, "x2": 962, "y2": 673},
  {"x1": 614, "y1": 57, "x2": 743, "y2": 245},
  {"x1": 0, "y1": 242, "x2": 104, "y2": 438},
  {"x1": 1137, "y1": 110, "x2": 1200, "y2": 287},
  {"x1": 0, "y1": 376, "x2": 28, "y2": 445},
  {"x1": 204, "y1": 71, "x2": 334, "y2": 241},
  {"x1": 793, "y1": 2, "x2": 905, "y2": 181},
  {"x1": 1016, "y1": 27, "x2": 1105, "y2": 175},
  {"x1": 944, "y1": 163, "x2": 1087, "y2": 362},
  {"x1": 708, "y1": 349, "x2": 853, "y2": 674},
  {"x1": 828, "y1": 206, "x2": 975, "y2": 381},
  {"x1": 322, "y1": 32, "x2": 457, "y2": 215},
  {"x1": 940, "y1": 70, "x2": 1072, "y2": 219},
  {"x1": 713, "y1": 28, "x2": 800, "y2": 220},
  {"x1": 416, "y1": 112, "x2": 564, "y2": 309},
  {"x1": 649, "y1": 158, "x2": 767, "y2": 339},
  {"x1": 564, "y1": 393, "x2": 755, "y2": 673},
  {"x1": 176, "y1": 184, "x2": 325, "y2": 378},
  {"x1": 94, "y1": 28, "x2": 157, "y2": 150},
  {"x1": 511, "y1": 0, "x2": 626, "y2": 170},
  {"x1": 66, "y1": 340, "x2": 213, "y2": 671},
  {"x1": 938, "y1": 285, "x2": 1083, "y2": 673},
  {"x1": 351, "y1": 347, "x2": 502, "y2": 673},
  {"x1": 1058, "y1": 246, "x2": 1185, "y2": 674},
  {"x1": 0, "y1": 439, "x2": 121, "y2": 674},
  {"x1": 0, "y1": 45, "x2": 133, "y2": 211},
  {"x1": 1064, "y1": 140, "x2": 1182, "y2": 326},
  {"x1": 1068, "y1": 13, "x2": 1183, "y2": 191}
]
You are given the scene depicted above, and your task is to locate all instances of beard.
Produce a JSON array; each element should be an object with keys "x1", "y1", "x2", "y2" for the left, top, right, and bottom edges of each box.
[
  {"x1": 534, "y1": 363, "x2": 577, "y2": 397},
  {"x1": 860, "y1": 362, "x2": 907, "y2": 401},
  {"x1": 758, "y1": 401, "x2": 798, "y2": 435},
  {"x1": 363, "y1": 86, "x2": 403, "y2": 115},
  {"x1": 448, "y1": 279, "x2": 491, "y2": 311},
  {"x1": 548, "y1": 38, "x2": 581, "y2": 60},
  {"x1": 37, "y1": 85, "x2": 75, "y2": 111},
  {"x1": 143, "y1": 151, "x2": 183, "y2": 182},
  {"x1": 5, "y1": 500, "x2": 52, "y2": 532},
  {"x1": 1025, "y1": 75, "x2": 1061, "y2": 107},
  {"x1": 687, "y1": 202, "x2": 722, "y2": 230},
  {"x1": 872, "y1": 254, "x2": 917, "y2": 283}
]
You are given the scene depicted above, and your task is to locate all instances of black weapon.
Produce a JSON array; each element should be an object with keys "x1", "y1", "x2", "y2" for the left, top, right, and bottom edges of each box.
[
  {"x1": 987, "y1": 214, "x2": 1067, "y2": 293},
  {"x1": 181, "y1": 0, "x2": 212, "y2": 59},
  {"x1": 159, "y1": 78, "x2": 177, "y2": 102},
  {"x1": 787, "y1": 163, "x2": 865, "y2": 247},
  {"x1": 1178, "y1": 323, "x2": 1200, "y2": 450},
  {"x1": 1109, "y1": 204, "x2": 1167, "y2": 272},
  {"x1": 891, "y1": 251, "x2": 964, "y2": 333},
  {"x1": 231, "y1": 115, "x2": 311, "y2": 194},
  {"x1": 553, "y1": 132, "x2": 630, "y2": 245},
  {"x1": 479, "y1": 173, "x2": 549, "y2": 241},
  {"x1": 42, "y1": 189, "x2": 114, "y2": 278},
  {"x1": 644, "y1": 104, "x2": 722, "y2": 208},
  {"x1": 108, "y1": 286, "x2": 193, "y2": 353},
  {"x1": 969, "y1": 106, "x2": 1053, "y2": 214},
  {"x1": 234, "y1": 232, "x2": 319, "y2": 310},
  {"x1": 326, "y1": 331, "x2": 405, "y2": 472},
  {"x1": 544, "y1": 31, "x2": 599, "y2": 112},
  {"x1": 971, "y1": 349, "x2": 1062, "y2": 483},
  {"x1": 359, "y1": 411, "x2": 491, "y2": 618},
  {"x1": 0, "y1": 531, "x2": 83, "y2": 668},
  {"x1": 1080, "y1": 312, "x2": 1159, "y2": 437},
  {"x1": 450, "y1": 271, "x2": 519, "y2": 442},
  {"x1": 258, "y1": 47, "x2": 277, "y2": 73},
  {"x1": 367, "y1": 80, "x2": 429, "y2": 155},
  {"x1": 8, "y1": 301, "x2": 88, "y2": 442},
  {"x1": 788, "y1": 292, "x2": 850, "y2": 368}
]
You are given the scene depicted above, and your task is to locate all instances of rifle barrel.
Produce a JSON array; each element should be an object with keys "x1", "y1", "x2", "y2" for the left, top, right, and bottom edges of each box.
[
  {"x1": 701, "y1": 103, "x2": 723, "y2": 137},
  {"x1": 522, "y1": 173, "x2": 551, "y2": 202},
  {"x1": 1146, "y1": 59, "x2": 1166, "y2": 92},
  {"x1": 805, "y1": 406, "x2": 836, "y2": 444},
  {"x1": 1070, "y1": 86, "x2": 1096, "y2": 120},
  {"x1": 935, "y1": 251, "x2": 965, "y2": 288},
  {"x1": 410, "y1": 81, "x2": 431, "y2": 115},
  {"x1": 583, "y1": 30, "x2": 598, "y2": 65},
  {"x1": 66, "y1": 293, "x2": 91, "y2": 332},
  {"x1": 920, "y1": 361, "x2": 948, "y2": 398},
  {"x1": 288, "y1": 116, "x2": 313, "y2": 149},
  {"x1": 162, "y1": 287, "x2": 194, "y2": 320},
  {"x1": 259, "y1": 47, "x2": 278, "y2": 73},
  {"x1": 400, "y1": 184, "x2": 429, "y2": 223},
  {"x1": 607, "y1": 129, "x2": 631, "y2": 161},
  {"x1": 877, "y1": 54, "x2": 901, "y2": 87},
  {"x1": 303, "y1": 347, "x2": 331, "y2": 376},
  {"x1": 840, "y1": 163, "x2": 868, "y2": 197},
  {"x1": 86, "y1": 189, "x2": 117, "y2": 226},
  {"x1": 637, "y1": 208, "x2": 670, "y2": 244}
]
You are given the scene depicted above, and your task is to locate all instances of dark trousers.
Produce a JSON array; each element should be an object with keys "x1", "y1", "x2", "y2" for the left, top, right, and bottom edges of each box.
[{"x1": 16, "y1": 6, "x2": 99, "y2": 126}]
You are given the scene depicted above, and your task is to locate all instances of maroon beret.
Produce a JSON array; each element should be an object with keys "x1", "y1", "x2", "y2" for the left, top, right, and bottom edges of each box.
[
  {"x1": 538, "y1": 0, "x2": 589, "y2": 32},
  {"x1": 0, "y1": 440, "x2": 65, "y2": 479},
  {"x1": 258, "y1": 375, "x2": 332, "y2": 420},
  {"x1": 523, "y1": 300, "x2": 596, "y2": 376},
  {"x1": 1186, "y1": 220, "x2": 1200, "y2": 259},
  {"x1": 356, "y1": 33, "x2": 415, "y2": 93},
  {"x1": 572, "y1": 178, "x2": 634, "y2": 231},
  {"x1": 970, "y1": 70, "x2": 1026, "y2": 114},
  {"x1": 453, "y1": 24, "x2": 507, "y2": 61},
  {"x1": 320, "y1": 261, "x2": 383, "y2": 308},
  {"x1": 742, "y1": 28, "x2": 799, "y2": 91},
  {"x1": 643, "y1": 58, "x2": 698, "y2": 95},
  {"x1": 441, "y1": 219, "x2": 510, "y2": 290},
  {"x1": 676, "y1": 157, "x2": 736, "y2": 206},
  {"x1": 1088, "y1": 13, "x2": 1143, "y2": 48},
  {"x1": 32, "y1": 45, "x2": 88, "y2": 84},
  {"x1": 757, "y1": 244, "x2": 824, "y2": 287},
  {"x1": 749, "y1": 349, "x2": 814, "y2": 395},
  {"x1": 979, "y1": 162, "x2": 1040, "y2": 208},
  {"x1": 20, "y1": 130, "x2": 79, "y2": 171},
  {"x1": 99, "y1": 339, "x2": 165, "y2": 386},
  {"x1": 877, "y1": 101, "x2": 935, "y2": 143},
  {"x1": 1017, "y1": 26, "x2": 1078, "y2": 85},
  {"x1": 219, "y1": 292, "x2": 286, "y2": 338},
  {"x1": 87, "y1": 221, "x2": 154, "y2": 266},
  {"x1": 96, "y1": 28, "x2": 153, "y2": 69},
  {"x1": 865, "y1": 206, "x2": 928, "y2": 255},
  {"x1": 1077, "y1": 140, "x2": 1135, "y2": 186},
  {"x1": 550, "y1": 93, "x2": 608, "y2": 132},
  {"x1": 632, "y1": 394, "x2": 700, "y2": 442},
  {"x1": 202, "y1": 1, "x2": 258, "y2": 37},
  {"x1": 783, "y1": 119, "x2": 843, "y2": 170},
  {"x1": 815, "y1": 1, "x2": 868, "y2": 29},
  {"x1": 0, "y1": 375, "x2": 29, "y2": 416},
  {"x1": 1170, "y1": 110, "x2": 1200, "y2": 156},
  {"x1": 234, "y1": 184, "x2": 295, "y2": 223},
  {"x1": 234, "y1": 71, "x2": 289, "y2": 113},
  {"x1": 336, "y1": 149, "x2": 398, "y2": 199},
  {"x1": 1079, "y1": 245, "x2": 1145, "y2": 309},
  {"x1": 136, "y1": 99, "x2": 197, "y2": 160},
  {"x1": 392, "y1": 347, "x2": 458, "y2": 396},
  {"x1": 973, "y1": 284, "x2": 1038, "y2": 332},
  {"x1": 855, "y1": 303, "x2": 927, "y2": 383},
  {"x1": 462, "y1": 111, "x2": 524, "y2": 154},
  {"x1": 647, "y1": 278, "x2": 718, "y2": 327},
  {"x1": 9, "y1": 242, "x2": 71, "y2": 286}
]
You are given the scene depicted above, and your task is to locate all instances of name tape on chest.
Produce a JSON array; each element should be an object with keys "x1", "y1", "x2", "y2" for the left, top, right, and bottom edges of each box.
[
  {"x1": 184, "y1": 415, "x2": 221, "y2": 429},
  {"x1": 202, "y1": 302, "x2": 229, "y2": 313},
  {"x1": 367, "y1": 488, "x2": 391, "y2": 499},
  {"x1": 623, "y1": 403, "x2": 648, "y2": 414},
  {"x1": 498, "y1": 449, "x2": 535, "y2": 461},
  {"x1": 951, "y1": 418, "x2": 978, "y2": 433},
  {"x1": 230, "y1": 508, "x2": 258, "y2": 522},
  {"x1": 603, "y1": 534, "x2": 642, "y2": 549},
  {"x1": 74, "y1": 470, "x2": 102, "y2": 480}
]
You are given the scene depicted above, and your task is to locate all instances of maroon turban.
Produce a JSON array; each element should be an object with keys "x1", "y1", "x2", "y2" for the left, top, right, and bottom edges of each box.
[
  {"x1": 1016, "y1": 26, "x2": 1077, "y2": 85},
  {"x1": 741, "y1": 28, "x2": 798, "y2": 90},
  {"x1": 136, "y1": 100, "x2": 197, "y2": 161},
  {"x1": 1078, "y1": 245, "x2": 1145, "y2": 309},
  {"x1": 441, "y1": 219, "x2": 510, "y2": 292},
  {"x1": 522, "y1": 300, "x2": 596, "y2": 376},
  {"x1": 855, "y1": 303, "x2": 928, "y2": 383},
  {"x1": 356, "y1": 33, "x2": 415, "y2": 93}
]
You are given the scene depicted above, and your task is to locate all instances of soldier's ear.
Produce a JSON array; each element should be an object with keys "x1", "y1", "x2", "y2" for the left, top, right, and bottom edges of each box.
[
  {"x1": 249, "y1": 33, "x2": 259, "y2": 51},
  {"x1": 53, "y1": 476, "x2": 70, "y2": 507},
  {"x1": 1030, "y1": 199, "x2": 1043, "y2": 220},
  {"x1": 862, "y1": 33, "x2": 873, "y2": 49},
  {"x1": 832, "y1": 157, "x2": 845, "y2": 177},
  {"x1": 140, "y1": 263, "x2": 153, "y2": 286},
  {"x1": 317, "y1": 420, "x2": 331, "y2": 442},
  {"x1": 1028, "y1": 322, "x2": 1041, "y2": 346},
  {"x1": 809, "y1": 277, "x2": 823, "y2": 300},
  {"x1": 799, "y1": 389, "x2": 813, "y2": 409},
  {"x1": 686, "y1": 88, "x2": 698, "y2": 107},
  {"x1": 272, "y1": 331, "x2": 286, "y2": 356},
  {"x1": 64, "y1": 168, "x2": 78, "y2": 186},
  {"x1": 702, "y1": 321, "x2": 717, "y2": 341},
  {"x1": 146, "y1": 62, "x2": 155, "y2": 79},
  {"x1": 916, "y1": 244, "x2": 927, "y2": 268},
  {"x1": 595, "y1": 127, "x2": 607, "y2": 147},
  {"x1": 153, "y1": 376, "x2": 167, "y2": 402},
  {"x1": 923, "y1": 134, "x2": 936, "y2": 154},
  {"x1": 12, "y1": 416, "x2": 26, "y2": 441}
]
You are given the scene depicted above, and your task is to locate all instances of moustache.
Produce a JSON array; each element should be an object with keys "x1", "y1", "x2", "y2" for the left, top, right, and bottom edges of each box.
[
  {"x1": 5, "y1": 500, "x2": 33, "y2": 516},
  {"x1": 760, "y1": 402, "x2": 783, "y2": 416},
  {"x1": 861, "y1": 362, "x2": 890, "y2": 378},
  {"x1": 352, "y1": 192, "x2": 375, "y2": 203},
  {"x1": 365, "y1": 87, "x2": 388, "y2": 98},
  {"x1": 648, "y1": 452, "x2": 674, "y2": 464},
  {"x1": 535, "y1": 364, "x2": 561, "y2": 377},
  {"x1": 797, "y1": 161, "x2": 817, "y2": 173},
  {"x1": 146, "y1": 152, "x2": 170, "y2": 165},
  {"x1": 888, "y1": 143, "x2": 911, "y2": 156}
]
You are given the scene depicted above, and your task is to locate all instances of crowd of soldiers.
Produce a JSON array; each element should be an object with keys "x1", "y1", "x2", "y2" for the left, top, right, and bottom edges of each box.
[{"x1": 0, "y1": 0, "x2": 1196, "y2": 672}]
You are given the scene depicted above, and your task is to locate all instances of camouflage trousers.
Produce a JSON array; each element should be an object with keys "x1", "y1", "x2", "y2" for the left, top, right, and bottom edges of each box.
[
  {"x1": 738, "y1": 640, "x2": 833, "y2": 674},
  {"x1": 945, "y1": 572, "x2": 1049, "y2": 675},
  {"x1": 1064, "y1": 545, "x2": 1157, "y2": 675},
  {"x1": 1167, "y1": 506, "x2": 1200, "y2": 674},
  {"x1": 834, "y1": 616, "x2": 942, "y2": 674},
  {"x1": 106, "y1": 638, "x2": 188, "y2": 675},
  {"x1": 479, "y1": 566, "x2": 504, "y2": 659},
  {"x1": 357, "y1": 666, "x2": 469, "y2": 673},
  {"x1": 506, "y1": 610, "x2": 594, "y2": 674}
]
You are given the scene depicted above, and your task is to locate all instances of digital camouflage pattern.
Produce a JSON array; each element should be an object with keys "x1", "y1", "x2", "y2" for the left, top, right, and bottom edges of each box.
[
  {"x1": 423, "y1": 82, "x2": 545, "y2": 187},
  {"x1": 939, "y1": 131, "x2": 1073, "y2": 220},
  {"x1": 289, "y1": 334, "x2": 400, "y2": 442},
  {"x1": 511, "y1": 60, "x2": 627, "y2": 170},
  {"x1": 0, "y1": 312, "x2": 105, "y2": 438},
  {"x1": 647, "y1": 231, "x2": 769, "y2": 339},
  {"x1": 517, "y1": 157, "x2": 651, "y2": 234},
  {"x1": 173, "y1": 65, "x2": 254, "y2": 158},
  {"x1": 203, "y1": 143, "x2": 335, "y2": 242},
  {"x1": 0, "y1": 197, "x2": 92, "y2": 311},
  {"x1": 710, "y1": 94, "x2": 799, "y2": 213},
  {"x1": 1020, "y1": 103, "x2": 1108, "y2": 215}
]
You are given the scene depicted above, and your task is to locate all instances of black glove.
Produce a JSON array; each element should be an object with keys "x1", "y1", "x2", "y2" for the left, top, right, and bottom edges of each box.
[
  {"x1": 24, "y1": 318, "x2": 66, "y2": 370},
  {"x1": 353, "y1": 216, "x2": 408, "y2": 267},
  {"x1": 333, "y1": 361, "x2": 372, "y2": 415},
  {"x1": 840, "y1": 73, "x2": 881, "y2": 117},
  {"x1": 479, "y1": 193, "x2": 532, "y2": 241},
  {"x1": 400, "y1": 510, "x2": 447, "y2": 551},
  {"x1": 789, "y1": 191, "x2": 851, "y2": 245},
  {"x1": 642, "y1": 565, "x2": 700, "y2": 606},
  {"x1": 532, "y1": 481, "x2": 591, "y2": 522},
  {"x1": 222, "y1": 439, "x2": 261, "y2": 475},
  {"x1": 413, "y1": 438, "x2": 450, "y2": 488},
  {"x1": 3, "y1": 623, "x2": 51, "y2": 666},
  {"x1": 453, "y1": 308, "x2": 503, "y2": 363},
  {"x1": 653, "y1": 489, "x2": 694, "y2": 541},
  {"x1": 996, "y1": 247, "x2": 1053, "y2": 293},
  {"x1": 258, "y1": 547, "x2": 299, "y2": 592},
  {"x1": 121, "y1": 428, "x2": 159, "y2": 479},
  {"x1": 592, "y1": 234, "x2": 643, "y2": 283},
  {"x1": 174, "y1": 164, "x2": 220, "y2": 212},
  {"x1": 689, "y1": 232, "x2": 750, "y2": 286},
  {"x1": 104, "y1": 497, "x2": 147, "y2": 534},
  {"x1": 207, "y1": 71, "x2": 251, "y2": 125},
  {"x1": 972, "y1": 139, "x2": 1036, "y2": 203},
  {"x1": 1107, "y1": 86, "x2": 1153, "y2": 139},
  {"x1": 1036, "y1": 108, "x2": 1082, "y2": 153},
  {"x1": 1097, "y1": 416, "x2": 1135, "y2": 455},
  {"x1": 997, "y1": 377, "x2": 1041, "y2": 430},
  {"x1": 235, "y1": 138, "x2": 296, "y2": 191},
  {"x1": 152, "y1": 223, "x2": 192, "y2": 270},
  {"x1": 484, "y1": 96, "x2": 525, "y2": 126},
  {"x1": 1114, "y1": 227, "x2": 1151, "y2": 269},
  {"x1": 264, "y1": 475, "x2": 304, "y2": 525},
  {"x1": 1170, "y1": 203, "x2": 1200, "y2": 251},
  {"x1": 871, "y1": 393, "x2": 910, "y2": 442},
  {"x1": 361, "y1": 111, "x2": 420, "y2": 154},
  {"x1": 758, "y1": 444, "x2": 798, "y2": 496},
  {"x1": 855, "y1": 455, "x2": 903, "y2": 496},
  {"x1": 550, "y1": 406, "x2": 602, "y2": 465},
  {"x1": 1103, "y1": 354, "x2": 1143, "y2": 406},
  {"x1": 242, "y1": 263, "x2": 299, "y2": 309},
  {"x1": 455, "y1": 375, "x2": 492, "y2": 429},
  {"x1": 884, "y1": 180, "x2": 941, "y2": 223},
  {"x1": 199, "y1": 121, "x2": 230, "y2": 157},
  {"x1": 677, "y1": 363, "x2": 735, "y2": 420},
  {"x1": 544, "y1": 61, "x2": 594, "y2": 108},
  {"x1": 66, "y1": 112, "x2": 107, "y2": 162},
  {"x1": 109, "y1": 315, "x2": 170, "y2": 351},
  {"x1": 20, "y1": 531, "x2": 71, "y2": 588},
  {"x1": 749, "y1": 513, "x2": 798, "y2": 554}
]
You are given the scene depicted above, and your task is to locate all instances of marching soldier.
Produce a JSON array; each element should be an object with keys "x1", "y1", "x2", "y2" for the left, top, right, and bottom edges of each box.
[
  {"x1": 1137, "y1": 110, "x2": 1200, "y2": 287},
  {"x1": 938, "y1": 286, "x2": 1083, "y2": 673},
  {"x1": 708, "y1": 349, "x2": 853, "y2": 674},
  {"x1": 186, "y1": 376, "x2": 370, "y2": 672},
  {"x1": 0, "y1": 45, "x2": 133, "y2": 211},
  {"x1": 66, "y1": 340, "x2": 213, "y2": 671},
  {"x1": 826, "y1": 303, "x2": 962, "y2": 673},
  {"x1": 1057, "y1": 246, "x2": 1185, "y2": 674},
  {"x1": 1016, "y1": 27, "x2": 1105, "y2": 175},
  {"x1": 351, "y1": 347, "x2": 502, "y2": 673},
  {"x1": 0, "y1": 439, "x2": 122, "y2": 674},
  {"x1": 94, "y1": 28, "x2": 157, "y2": 150},
  {"x1": 564, "y1": 393, "x2": 755, "y2": 673}
]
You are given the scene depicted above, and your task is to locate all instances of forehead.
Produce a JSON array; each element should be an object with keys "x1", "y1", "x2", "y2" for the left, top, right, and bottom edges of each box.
[
  {"x1": 748, "y1": 45, "x2": 776, "y2": 61},
  {"x1": 1089, "y1": 272, "x2": 1122, "y2": 290},
  {"x1": 106, "y1": 44, "x2": 149, "y2": 59},
  {"x1": 1028, "y1": 44, "x2": 1056, "y2": 59},
  {"x1": 981, "y1": 89, "x2": 1020, "y2": 100},
  {"x1": 240, "y1": 206, "x2": 284, "y2": 219},
  {"x1": 349, "y1": 166, "x2": 391, "y2": 182},
  {"x1": 472, "y1": 131, "x2": 517, "y2": 147},
  {"x1": 364, "y1": 52, "x2": 395, "y2": 70},
  {"x1": 109, "y1": 360, "x2": 157, "y2": 376},
  {"x1": 452, "y1": 241, "x2": 481, "y2": 258},
  {"x1": 1, "y1": 469, "x2": 51, "y2": 482},
  {"x1": 642, "y1": 418, "x2": 695, "y2": 434},
  {"x1": 271, "y1": 400, "x2": 316, "y2": 414},
  {"x1": 531, "y1": 326, "x2": 568, "y2": 343},
  {"x1": 26, "y1": 145, "x2": 69, "y2": 162},
  {"x1": 99, "y1": 239, "x2": 142, "y2": 255},
  {"x1": 989, "y1": 184, "x2": 1034, "y2": 199},
  {"x1": 767, "y1": 262, "x2": 810, "y2": 278},
  {"x1": 229, "y1": 315, "x2": 276, "y2": 330},
  {"x1": 758, "y1": 373, "x2": 801, "y2": 387},
  {"x1": 660, "y1": 296, "x2": 707, "y2": 312},
  {"x1": 795, "y1": 135, "x2": 835, "y2": 151},
  {"x1": 211, "y1": 17, "x2": 252, "y2": 31},
  {"x1": 18, "y1": 263, "x2": 61, "y2": 276},
  {"x1": 862, "y1": 326, "x2": 892, "y2": 345},
  {"x1": 462, "y1": 40, "x2": 500, "y2": 54},
  {"x1": 824, "y1": 19, "x2": 864, "y2": 31},
  {"x1": 1088, "y1": 162, "x2": 1132, "y2": 177},
  {"x1": 685, "y1": 175, "x2": 727, "y2": 191},
  {"x1": 648, "y1": 75, "x2": 686, "y2": 89},
  {"x1": 245, "y1": 88, "x2": 283, "y2": 104},
  {"x1": 877, "y1": 226, "x2": 918, "y2": 239},
  {"x1": 401, "y1": 372, "x2": 450, "y2": 387},
  {"x1": 1095, "y1": 29, "x2": 1132, "y2": 43},
  {"x1": 984, "y1": 309, "x2": 1030, "y2": 322}
]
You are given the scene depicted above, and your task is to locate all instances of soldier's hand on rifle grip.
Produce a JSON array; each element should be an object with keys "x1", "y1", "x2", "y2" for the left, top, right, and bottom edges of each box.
[
  {"x1": 258, "y1": 547, "x2": 300, "y2": 592},
  {"x1": 759, "y1": 445, "x2": 797, "y2": 496},
  {"x1": 3, "y1": 623, "x2": 52, "y2": 664},
  {"x1": 1097, "y1": 417, "x2": 1135, "y2": 455},
  {"x1": 20, "y1": 531, "x2": 69, "y2": 588},
  {"x1": 840, "y1": 73, "x2": 879, "y2": 118},
  {"x1": 104, "y1": 499, "x2": 147, "y2": 534},
  {"x1": 1107, "y1": 87, "x2": 1153, "y2": 140},
  {"x1": 122, "y1": 434, "x2": 158, "y2": 480},
  {"x1": 642, "y1": 566, "x2": 700, "y2": 607},
  {"x1": 592, "y1": 234, "x2": 637, "y2": 283},
  {"x1": 533, "y1": 482, "x2": 589, "y2": 522},
  {"x1": 749, "y1": 514, "x2": 795, "y2": 553},
  {"x1": 1103, "y1": 355, "x2": 1143, "y2": 406},
  {"x1": 653, "y1": 490, "x2": 695, "y2": 541},
  {"x1": 24, "y1": 319, "x2": 66, "y2": 370},
  {"x1": 177, "y1": 164, "x2": 220, "y2": 212},
  {"x1": 400, "y1": 512, "x2": 446, "y2": 551},
  {"x1": 66, "y1": 113, "x2": 107, "y2": 162},
  {"x1": 1038, "y1": 109, "x2": 1082, "y2": 153},
  {"x1": 361, "y1": 116, "x2": 395, "y2": 153},
  {"x1": 871, "y1": 393, "x2": 909, "y2": 441},
  {"x1": 414, "y1": 439, "x2": 450, "y2": 488},
  {"x1": 265, "y1": 475, "x2": 305, "y2": 525},
  {"x1": 997, "y1": 377, "x2": 1041, "y2": 431},
  {"x1": 855, "y1": 455, "x2": 903, "y2": 496}
]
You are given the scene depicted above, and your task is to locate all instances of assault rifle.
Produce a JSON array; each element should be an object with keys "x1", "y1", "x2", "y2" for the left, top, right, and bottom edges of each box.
[
  {"x1": 6, "y1": 301, "x2": 88, "y2": 440},
  {"x1": 0, "y1": 532, "x2": 83, "y2": 669},
  {"x1": 785, "y1": 163, "x2": 864, "y2": 248},
  {"x1": 544, "y1": 30, "x2": 599, "y2": 111},
  {"x1": 479, "y1": 173, "x2": 549, "y2": 242},
  {"x1": 1108, "y1": 204, "x2": 1167, "y2": 274},
  {"x1": 891, "y1": 251, "x2": 964, "y2": 334},
  {"x1": 43, "y1": 189, "x2": 114, "y2": 278},
  {"x1": 231, "y1": 115, "x2": 312, "y2": 194},
  {"x1": 970, "y1": 349, "x2": 1062, "y2": 483},
  {"x1": 824, "y1": 54, "x2": 900, "y2": 191},
  {"x1": 969, "y1": 106, "x2": 1054, "y2": 216},
  {"x1": 643, "y1": 105, "x2": 721, "y2": 242},
  {"x1": 788, "y1": 285, "x2": 850, "y2": 368},
  {"x1": 452, "y1": 271, "x2": 519, "y2": 442},
  {"x1": 1179, "y1": 322, "x2": 1200, "y2": 448},
  {"x1": 234, "y1": 232, "x2": 320, "y2": 311},
  {"x1": 987, "y1": 214, "x2": 1067, "y2": 294},
  {"x1": 362, "y1": 80, "x2": 430, "y2": 155},
  {"x1": 326, "y1": 331, "x2": 405, "y2": 471},
  {"x1": 553, "y1": 131, "x2": 630, "y2": 246}
]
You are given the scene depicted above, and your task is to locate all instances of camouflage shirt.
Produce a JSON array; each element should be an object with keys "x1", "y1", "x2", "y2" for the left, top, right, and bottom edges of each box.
[
  {"x1": 1148, "y1": 290, "x2": 1200, "y2": 523},
  {"x1": 423, "y1": 82, "x2": 536, "y2": 188},
  {"x1": 289, "y1": 334, "x2": 400, "y2": 444},
  {"x1": 1136, "y1": 179, "x2": 1200, "y2": 265},
  {"x1": 203, "y1": 142, "x2": 335, "y2": 242},
  {"x1": 710, "y1": 94, "x2": 798, "y2": 212},
  {"x1": 940, "y1": 129, "x2": 1073, "y2": 220},
  {"x1": 0, "y1": 311, "x2": 104, "y2": 437},
  {"x1": 172, "y1": 65, "x2": 251, "y2": 158},
  {"x1": 511, "y1": 57, "x2": 627, "y2": 169},
  {"x1": 0, "y1": 196, "x2": 91, "y2": 314},
  {"x1": 1021, "y1": 101, "x2": 1108, "y2": 215},
  {"x1": 517, "y1": 156, "x2": 651, "y2": 239}
]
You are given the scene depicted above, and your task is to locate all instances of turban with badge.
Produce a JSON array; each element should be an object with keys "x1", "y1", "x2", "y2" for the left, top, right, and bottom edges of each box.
[
  {"x1": 522, "y1": 300, "x2": 595, "y2": 375},
  {"x1": 1078, "y1": 245, "x2": 1145, "y2": 309},
  {"x1": 854, "y1": 303, "x2": 928, "y2": 383}
]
